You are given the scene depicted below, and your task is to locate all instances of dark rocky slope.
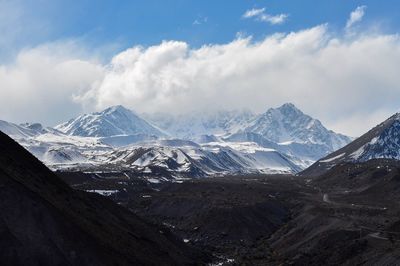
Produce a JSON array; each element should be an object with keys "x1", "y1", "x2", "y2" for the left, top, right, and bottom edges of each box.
[{"x1": 0, "y1": 131, "x2": 208, "y2": 266}]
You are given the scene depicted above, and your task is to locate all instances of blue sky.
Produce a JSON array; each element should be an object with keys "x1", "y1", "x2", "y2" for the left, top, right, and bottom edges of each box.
[
  {"x1": 1, "y1": 0, "x2": 400, "y2": 136},
  {"x1": 5, "y1": 0, "x2": 399, "y2": 57}
]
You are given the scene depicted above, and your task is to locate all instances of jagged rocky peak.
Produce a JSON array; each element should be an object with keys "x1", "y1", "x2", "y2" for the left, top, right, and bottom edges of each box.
[
  {"x1": 101, "y1": 105, "x2": 130, "y2": 115},
  {"x1": 277, "y1": 102, "x2": 303, "y2": 115},
  {"x1": 244, "y1": 103, "x2": 351, "y2": 150},
  {"x1": 55, "y1": 105, "x2": 165, "y2": 138}
]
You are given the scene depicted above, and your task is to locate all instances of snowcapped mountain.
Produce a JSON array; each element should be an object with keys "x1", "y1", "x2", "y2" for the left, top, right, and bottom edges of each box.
[
  {"x1": 0, "y1": 103, "x2": 352, "y2": 179},
  {"x1": 56, "y1": 105, "x2": 165, "y2": 138},
  {"x1": 302, "y1": 113, "x2": 400, "y2": 176},
  {"x1": 244, "y1": 103, "x2": 351, "y2": 151},
  {"x1": 0, "y1": 119, "x2": 300, "y2": 175},
  {"x1": 145, "y1": 104, "x2": 351, "y2": 158},
  {"x1": 143, "y1": 109, "x2": 255, "y2": 139}
]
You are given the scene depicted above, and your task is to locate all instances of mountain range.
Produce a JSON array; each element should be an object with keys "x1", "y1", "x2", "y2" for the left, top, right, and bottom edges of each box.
[
  {"x1": 0, "y1": 103, "x2": 352, "y2": 179},
  {"x1": 5, "y1": 101, "x2": 400, "y2": 265}
]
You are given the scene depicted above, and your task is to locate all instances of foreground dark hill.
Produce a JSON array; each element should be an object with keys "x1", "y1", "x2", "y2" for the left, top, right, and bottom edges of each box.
[
  {"x1": 0, "y1": 131, "x2": 207, "y2": 266},
  {"x1": 302, "y1": 113, "x2": 400, "y2": 176}
]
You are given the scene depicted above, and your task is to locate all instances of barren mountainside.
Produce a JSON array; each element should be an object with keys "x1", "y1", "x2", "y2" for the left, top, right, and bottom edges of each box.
[{"x1": 0, "y1": 131, "x2": 207, "y2": 266}]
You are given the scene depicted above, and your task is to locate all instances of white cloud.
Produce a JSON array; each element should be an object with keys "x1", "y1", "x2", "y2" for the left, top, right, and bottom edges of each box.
[
  {"x1": 75, "y1": 25, "x2": 400, "y2": 137},
  {"x1": 346, "y1": 6, "x2": 367, "y2": 29},
  {"x1": 0, "y1": 42, "x2": 104, "y2": 125},
  {"x1": 242, "y1": 8, "x2": 265, "y2": 18},
  {"x1": 193, "y1": 16, "x2": 208, "y2": 25},
  {"x1": 243, "y1": 7, "x2": 288, "y2": 25},
  {"x1": 2, "y1": 20, "x2": 400, "y2": 137},
  {"x1": 259, "y1": 13, "x2": 288, "y2": 25}
]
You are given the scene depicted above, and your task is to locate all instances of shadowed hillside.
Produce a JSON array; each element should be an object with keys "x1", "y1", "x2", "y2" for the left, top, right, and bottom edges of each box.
[{"x1": 0, "y1": 131, "x2": 208, "y2": 266}]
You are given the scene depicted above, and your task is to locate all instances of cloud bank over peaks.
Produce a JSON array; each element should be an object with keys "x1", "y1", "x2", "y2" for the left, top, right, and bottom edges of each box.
[
  {"x1": 1, "y1": 12, "x2": 400, "y2": 137},
  {"x1": 72, "y1": 23, "x2": 400, "y2": 136}
]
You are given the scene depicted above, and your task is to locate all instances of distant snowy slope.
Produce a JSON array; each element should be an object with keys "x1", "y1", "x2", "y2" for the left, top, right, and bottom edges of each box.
[
  {"x1": 144, "y1": 109, "x2": 255, "y2": 139},
  {"x1": 224, "y1": 131, "x2": 330, "y2": 164},
  {"x1": 0, "y1": 120, "x2": 36, "y2": 139},
  {"x1": 56, "y1": 105, "x2": 165, "y2": 138},
  {"x1": 0, "y1": 120, "x2": 59, "y2": 139}
]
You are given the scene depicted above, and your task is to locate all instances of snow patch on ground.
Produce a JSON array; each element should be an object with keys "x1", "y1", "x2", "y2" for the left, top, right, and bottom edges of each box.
[
  {"x1": 320, "y1": 153, "x2": 346, "y2": 163},
  {"x1": 86, "y1": 190, "x2": 119, "y2": 196}
]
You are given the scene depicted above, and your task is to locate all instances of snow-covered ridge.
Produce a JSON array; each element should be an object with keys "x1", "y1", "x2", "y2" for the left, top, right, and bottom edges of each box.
[{"x1": 0, "y1": 103, "x2": 352, "y2": 180}]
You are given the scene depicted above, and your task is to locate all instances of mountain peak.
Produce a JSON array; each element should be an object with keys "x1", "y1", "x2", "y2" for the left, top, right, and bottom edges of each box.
[
  {"x1": 101, "y1": 105, "x2": 131, "y2": 115},
  {"x1": 276, "y1": 103, "x2": 303, "y2": 115},
  {"x1": 279, "y1": 102, "x2": 297, "y2": 109},
  {"x1": 55, "y1": 105, "x2": 164, "y2": 137},
  {"x1": 244, "y1": 103, "x2": 351, "y2": 149}
]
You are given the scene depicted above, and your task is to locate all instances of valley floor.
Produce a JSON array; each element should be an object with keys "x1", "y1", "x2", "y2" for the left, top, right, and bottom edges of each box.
[{"x1": 57, "y1": 168, "x2": 400, "y2": 265}]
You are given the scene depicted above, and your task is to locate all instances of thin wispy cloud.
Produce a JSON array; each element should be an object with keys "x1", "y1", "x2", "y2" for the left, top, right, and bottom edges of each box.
[
  {"x1": 242, "y1": 8, "x2": 265, "y2": 19},
  {"x1": 259, "y1": 13, "x2": 288, "y2": 25},
  {"x1": 0, "y1": 0, "x2": 50, "y2": 60},
  {"x1": 242, "y1": 7, "x2": 288, "y2": 25},
  {"x1": 193, "y1": 16, "x2": 208, "y2": 25},
  {"x1": 346, "y1": 5, "x2": 367, "y2": 29}
]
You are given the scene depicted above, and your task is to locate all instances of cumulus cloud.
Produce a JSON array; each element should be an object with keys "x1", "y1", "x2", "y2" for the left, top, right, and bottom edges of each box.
[
  {"x1": 346, "y1": 6, "x2": 367, "y2": 29},
  {"x1": 0, "y1": 42, "x2": 104, "y2": 125},
  {"x1": 2, "y1": 18, "x2": 400, "y2": 136},
  {"x1": 242, "y1": 7, "x2": 288, "y2": 25},
  {"x1": 74, "y1": 25, "x2": 400, "y2": 137}
]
